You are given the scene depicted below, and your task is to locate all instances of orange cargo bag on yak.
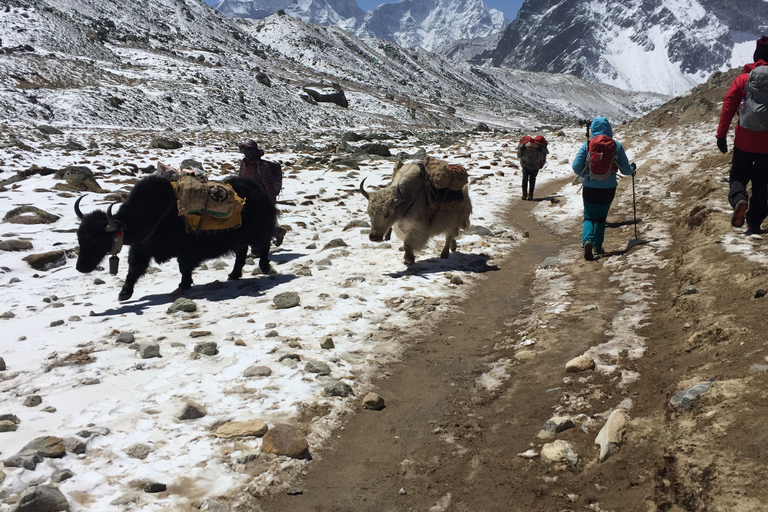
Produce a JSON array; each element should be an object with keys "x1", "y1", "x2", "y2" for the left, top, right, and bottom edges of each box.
[{"x1": 422, "y1": 155, "x2": 468, "y2": 191}]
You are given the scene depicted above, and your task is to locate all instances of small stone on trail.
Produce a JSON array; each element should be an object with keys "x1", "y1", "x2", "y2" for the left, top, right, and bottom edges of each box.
[
  {"x1": 320, "y1": 336, "x2": 335, "y2": 349},
  {"x1": 273, "y1": 291, "x2": 301, "y2": 309},
  {"x1": 23, "y1": 395, "x2": 42, "y2": 407},
  {"x1": 139, "y1": 342, "x2": 161, "y2": 359},
  {"x1": 540, "y1": 439, "x2": 579, "y2": 467},
  {"x1": 305, "y1": 360, "x2": 331, "y2": 375},
  {"x1": 214, "y1": 420, "x2": 268, "y2": 438},
  {"x1": 537, "y1": 416, "x2": 575, "y2": 439},
  {"x1": 194, "y1": 341, "x2": 219, "y2": 356},
  {"x1": 10, "y1": 485, "x2": 70, "y2": 512},
  {"x1": 261, "y1": 424, "x2": 310, "y2": 459},
  {"x1": 682, "y1": 284, "x2": 698, "y2": 295},
  {"x1": 176, "y1": 401, "x2": 207, "y2": 420},
  {"x1": 287, "y1": 487, "x2": 303, "y2": 495},
  {"x1": 565, "y1": 355, "x2": 595, "y2": 373},
  {"x1": 755, "y1": 289, "x2": 767, "y2": 299},
  {"x1": 244, "y1": 365, "x2": 272, "y2": 377},
  {"x1": 51, "y1": 468, "x2": 74, "y2": 483},
  {"x1": 324, "y1": 381, "x2": 354, "y2": 397},
  {"x1": 144, "y1": 482, "x2": 167, "y2": 493},
  {"x1": 595, "y1": 409, "x2": 629, "y2": 462},
  {"x1": 540, "y1": 257, "x2": 562, "y2": 268},
  {"x1": 116, "y1": 332, "x2": 135, "y2": 344},
  {"x1": 669, "y1": 381, "x2": 712, "y2": 410},
  {"x1": 125, "y1": 443, "x2": 152, "y2": 460},
  {"x1": 362, "y1": 392, "x2": 385, "y2": 410},
  {"x1": 167, "y1": 298, "x2": 197, "y2": 313}
]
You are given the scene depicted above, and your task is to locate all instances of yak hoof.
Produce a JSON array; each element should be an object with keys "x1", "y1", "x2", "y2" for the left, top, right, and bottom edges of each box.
[
  {"x1": 118, "y1": 289, "x2": 133, "y2": 301},
  {"x1": 450, "y1": 239, "x2": 457, "y2": 252},
  {"x1": 440, "y1": 249, "x2": 450, "y2": 259},
  {"x1": 228, "y1": 272, "x2": 241, "y2": 281},
  {"x1": 274, "y1": 227, "x2": 286, "y2": 247}
]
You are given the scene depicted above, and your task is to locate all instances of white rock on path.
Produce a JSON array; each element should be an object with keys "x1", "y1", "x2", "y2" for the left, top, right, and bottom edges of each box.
[
  {"x1": 594, "y1": 409, "x2": 629, "y2": 462},
  {"x1": 540, "y1": 439, "x2": 579, "y2": 467},
  {"x1": 565, "y1": 354, "x2": 595, "y2": 372}
]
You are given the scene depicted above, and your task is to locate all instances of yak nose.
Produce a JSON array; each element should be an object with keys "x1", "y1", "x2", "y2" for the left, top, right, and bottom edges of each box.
[{"x1": 369, "y1": 233, "x2": 383, "y2": 242}]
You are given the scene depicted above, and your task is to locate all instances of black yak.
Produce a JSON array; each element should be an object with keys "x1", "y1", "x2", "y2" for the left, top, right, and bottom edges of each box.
[{"x1": 75, "y1": 175, "x2": 278, "y2": 300}]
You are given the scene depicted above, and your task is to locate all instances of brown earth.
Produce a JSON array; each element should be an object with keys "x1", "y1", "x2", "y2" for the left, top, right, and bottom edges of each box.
[{"x1": 241, "y1": 72, "x2": 768, "y2": 512}]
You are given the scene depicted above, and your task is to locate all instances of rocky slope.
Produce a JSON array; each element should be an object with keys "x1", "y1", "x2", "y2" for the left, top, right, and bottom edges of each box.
[{"x1": 0, "y1": 0, "x2": 663, "y2": 134}]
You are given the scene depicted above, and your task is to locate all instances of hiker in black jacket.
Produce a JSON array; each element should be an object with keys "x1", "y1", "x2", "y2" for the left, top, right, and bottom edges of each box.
[{"x1": 517, "y1": 135, "x2": 548, "y2": 200}]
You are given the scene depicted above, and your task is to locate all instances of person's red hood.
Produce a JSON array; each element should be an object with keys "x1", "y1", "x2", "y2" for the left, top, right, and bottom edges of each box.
[{"x1": 744, "y1": 60, "x2": 768, "y2": 73}]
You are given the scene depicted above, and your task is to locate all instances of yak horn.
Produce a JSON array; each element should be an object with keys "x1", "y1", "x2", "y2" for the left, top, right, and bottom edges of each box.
[
  {"x1": 106, "y1": 203, "x2": 119, "y2": 232},
  {"x1": 74, "y1": 196, "x2": 85, "y2": 220},
  {"x1": 359, "y1": 178, "x2": 370, "y2": 199}
]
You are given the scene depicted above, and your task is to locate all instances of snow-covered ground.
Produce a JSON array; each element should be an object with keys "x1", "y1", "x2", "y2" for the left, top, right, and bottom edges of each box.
[
  {"x1": 3, "y1": 119, "x2": 764, "y2": 510},
  {"x1": 0, "y1": 127, "x2": 581, "y2": 511}
]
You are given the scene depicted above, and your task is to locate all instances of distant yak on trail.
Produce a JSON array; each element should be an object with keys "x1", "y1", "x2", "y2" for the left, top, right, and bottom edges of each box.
[
  {"x1": 360, "y1": 159, "x2": 472, "y2": 265},
  {"x1": 75, "y1": 175, "x2": 279, "y2": 300}
]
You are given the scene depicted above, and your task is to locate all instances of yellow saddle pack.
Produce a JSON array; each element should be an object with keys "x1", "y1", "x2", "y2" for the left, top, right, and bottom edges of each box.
[{"x1": 172, "y1": 174, "x2": 245, "y2": 232}]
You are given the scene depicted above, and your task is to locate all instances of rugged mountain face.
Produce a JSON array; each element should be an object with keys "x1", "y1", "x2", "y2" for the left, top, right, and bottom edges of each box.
[
  {"x1": 0, "y1": 0, "x2": 663, "y2": 133},
  {"x1": 213, "y1": 0, "x2": 364, "y2": 30},
  {"x1": 354, "y1": 0, "x2": 508, "y2": 51},
  {"x1": 214, "y1": 0, "x2": 508, "y2": 52},
  {"x1": 469, "y1": 0, "x2": 768, "y2": 96}
]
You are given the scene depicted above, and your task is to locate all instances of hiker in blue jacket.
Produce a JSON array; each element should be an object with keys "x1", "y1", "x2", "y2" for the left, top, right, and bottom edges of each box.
[{"x1": 572, "y1": 117, "x2": 635, "y2": 261}]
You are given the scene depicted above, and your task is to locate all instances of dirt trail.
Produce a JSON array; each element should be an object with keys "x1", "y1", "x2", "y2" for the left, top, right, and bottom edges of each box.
[
  {"x1": 252, "y1": 176, "x2": 634, "y2": 511},
  {"x1": 250, "y1": 125, "x2": 768, "y2": 512}
]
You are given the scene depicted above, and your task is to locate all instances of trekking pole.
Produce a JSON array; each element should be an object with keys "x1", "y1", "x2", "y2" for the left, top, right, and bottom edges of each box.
[{"x1": 632, "y1": 171, "x2": 638, "y2": 239}]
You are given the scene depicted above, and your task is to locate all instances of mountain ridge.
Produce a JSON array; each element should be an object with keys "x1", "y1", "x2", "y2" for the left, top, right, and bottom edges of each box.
[
  {"x1": 0, "y1": 0, "x2": 663, "y2": 134},
  {"x1": 461, "y1": 0, "x2": 766, "y2": 96},
  {"x1": 213, "y1": 0, "x2": 509, "y2": 51}
]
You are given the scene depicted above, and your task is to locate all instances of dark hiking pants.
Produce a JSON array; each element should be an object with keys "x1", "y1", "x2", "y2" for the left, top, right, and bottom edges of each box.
[
  {"x1": 522, "y1": 168, "x2": 538, "y2": 198},
  {"x1": 729, "y1": 147, "x2": 768, "y2": 229}
]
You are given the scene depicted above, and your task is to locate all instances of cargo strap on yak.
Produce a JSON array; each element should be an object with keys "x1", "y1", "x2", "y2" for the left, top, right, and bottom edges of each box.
[{"x1": 108, "y1": 200, "x2": 175, "y2": 275}]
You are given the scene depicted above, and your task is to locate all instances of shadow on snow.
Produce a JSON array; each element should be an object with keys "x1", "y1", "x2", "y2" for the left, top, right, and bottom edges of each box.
[
  {"x1": 385, "y1": 252, "x2": 499, "y2": 279},
  {"x1": 92, "y1": 273, "x2": 298, "y2": 316}
]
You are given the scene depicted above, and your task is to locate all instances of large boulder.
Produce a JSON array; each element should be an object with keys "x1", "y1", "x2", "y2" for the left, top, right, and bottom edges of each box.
[
  {"x1": 302, "y1": 83, "x2": 348, "y2": 108},
  {"x1": 54, "y1": 166, "x2": 104, "y2": 192},
  {"x1": 149, "y1": 138, "x2": 183, "y2": 150}
]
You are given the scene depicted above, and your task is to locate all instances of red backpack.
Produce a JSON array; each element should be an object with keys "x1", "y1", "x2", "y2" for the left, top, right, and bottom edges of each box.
[
  {"x1": 519, "y1": 135, "x2": 548, "y2": 171},
  {"x1": 587, "y1": 134, "x2": 618, "y2": 180}
]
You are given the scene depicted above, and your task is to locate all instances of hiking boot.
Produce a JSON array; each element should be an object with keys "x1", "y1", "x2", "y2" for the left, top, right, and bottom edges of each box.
[
  {"x1": 731, "y1": 199, "x2": 748, "y2": 227},
  {"x1": 594, "y1": 246, "x2": 605, "y2": 258},
  {"x1": 583, "y1": 241, "x2": 594, "y2": 261},
  {"x1": 746, "y1": 223, "x2": 763, "y2": 235},
  {"x1": 522, "y1": 193, "x2": 528, "y2": 200},
  {"x1": 527, "y1": 194, "x2": 534, "y2": 201}
]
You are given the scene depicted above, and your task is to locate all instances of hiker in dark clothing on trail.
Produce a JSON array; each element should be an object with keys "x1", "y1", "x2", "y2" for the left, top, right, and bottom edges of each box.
[
  {"x1": 238, "y1": 139, "x2": 286, "y2": 246},
  {"x1": 572, "y1": 117, "x2": 635, "y2": 261},
  {"x1": 716, "y1": 36, "x2": 768, "y2": 235},
  {"x1": 517, "y1": 135, "x2": 548, "y2": 200}
]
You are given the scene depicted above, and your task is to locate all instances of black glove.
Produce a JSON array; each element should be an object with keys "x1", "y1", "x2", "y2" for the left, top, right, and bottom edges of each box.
[
  {"x1": 717, "y1": 137, "x2": 728, "y2": 154},
  {"x1": 630, "y1": 162, "x2": 637, "y2": 176}
]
